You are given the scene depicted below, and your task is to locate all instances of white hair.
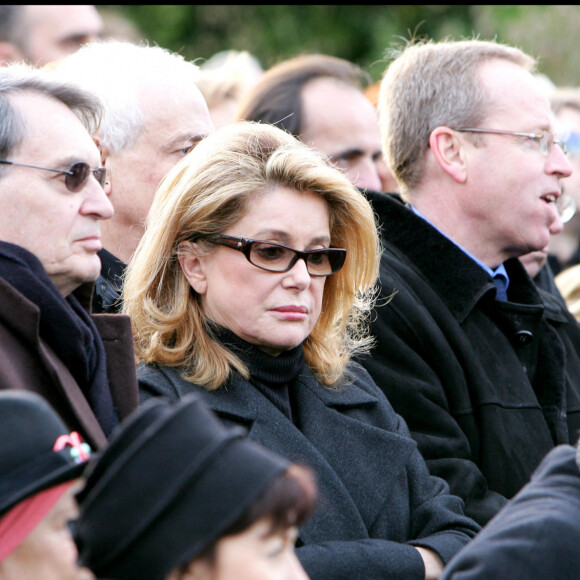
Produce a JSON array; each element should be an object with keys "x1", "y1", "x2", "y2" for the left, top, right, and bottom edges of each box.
[{"x1": 53, "y1": 40, "x2": 201, "y2": 153}]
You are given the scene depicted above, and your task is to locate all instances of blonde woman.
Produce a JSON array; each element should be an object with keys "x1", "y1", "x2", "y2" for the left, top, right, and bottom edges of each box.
[{"x1": 124, "y1": 121, "x2": 479, "y2": 580}]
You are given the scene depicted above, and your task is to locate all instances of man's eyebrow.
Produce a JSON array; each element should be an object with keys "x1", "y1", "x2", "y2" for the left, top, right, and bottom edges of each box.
[
  {"x1": 187, "y1": 133, "x2": 207, "y2": 149},
  {"x1": 329, "y1": 148, "x2": 364, "y2": 161},
  {"x1": 165, "y1": 133, "x2": 207, "y2": 151},
  {"x1": 51, "y1": 155, "x2": 99, "y2": 169},
  {"x1": 186, "y1": 134, "x2": 207, "y2": 145}
]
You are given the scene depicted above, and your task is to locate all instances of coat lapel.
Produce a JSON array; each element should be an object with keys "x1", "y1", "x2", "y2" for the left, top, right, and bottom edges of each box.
[{"x1": 198, "y1": 366, "x2": 418, "y2": 544}]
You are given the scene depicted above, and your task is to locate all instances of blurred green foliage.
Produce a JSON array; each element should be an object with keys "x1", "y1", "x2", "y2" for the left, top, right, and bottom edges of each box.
[{"x1": 100, "y1": 5, "x2": 580, "y2": 85}]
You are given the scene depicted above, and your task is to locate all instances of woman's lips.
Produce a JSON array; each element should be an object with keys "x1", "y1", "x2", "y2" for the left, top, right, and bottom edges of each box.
[
  {"x1": 271, "y1": 305, "x2": 309, "y2": 319},
  {"x1": 273, "y1": 305, "x2": 308, "y2": 313}
]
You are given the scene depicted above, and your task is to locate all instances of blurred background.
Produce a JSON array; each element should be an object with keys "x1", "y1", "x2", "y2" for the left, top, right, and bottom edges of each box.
[{"x1": 99, "y1": 5, "x2": 580, "y2": 85}]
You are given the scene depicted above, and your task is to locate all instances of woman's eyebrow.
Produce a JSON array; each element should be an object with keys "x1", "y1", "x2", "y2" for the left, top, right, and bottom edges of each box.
[{"x1": 251, "y1": 230, "x2": 331, "y2": 245}]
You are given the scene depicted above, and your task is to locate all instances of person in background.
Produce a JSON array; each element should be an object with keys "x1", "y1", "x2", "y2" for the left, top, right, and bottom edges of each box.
[
  {"x1": 359, "y1": 38, "x2": 580, "y2": 527},
  {"x1": 517, "y1": 192, "x2": 575, "y2": 295},
  {"x1": 75, "y1": 393, "x2": 314, "y2": 580},
  {"x1": 0, "y1": 63, "x2": 138, "y2": 449},
  {"x1": 0, "y1": 390, "x2": 93, "y2": 580},
  {"x1": 0, "y1": 5, "x2": 102, "y2": 67},
  {"x1": 98, "y1": 7, "x2": 144, "y2": 45},
  {"x1": 124, "y1": 121, "x2": 480, "y2": 580},
  {"x1": 54, "y1": 40, "x2": 214, "y2": 313},
  {"x1": 196, "y1": 49, "x2": 263, "y2": 128},
  {"x1": 548, "y1": 87, "x2": 580, "y2": 274},
  {"x1": 237, "y1": 53, "x2": 398, "y2": 193}
]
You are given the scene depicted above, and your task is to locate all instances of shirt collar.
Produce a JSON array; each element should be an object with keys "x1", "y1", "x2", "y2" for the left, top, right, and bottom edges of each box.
[{"x1": 409, "y1": 204, "x2": 510, "y2": 291}]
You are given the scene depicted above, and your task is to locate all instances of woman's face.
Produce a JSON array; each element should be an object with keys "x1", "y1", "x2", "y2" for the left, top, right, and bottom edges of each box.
[
  {"x1": 0, "y1": 486, "x2": 94, "y2": 580},
  {"x1": 180, "y1": 519, "x2": 309, "y2": 580},
  {"x1": 181, "y1": 187, "x2": 330, "y2": 354}
]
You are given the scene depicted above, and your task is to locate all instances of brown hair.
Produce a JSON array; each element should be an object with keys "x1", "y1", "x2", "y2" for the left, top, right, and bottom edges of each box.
[{"x1": 237, "y1": 53, "x2": 369, "y2": 138}]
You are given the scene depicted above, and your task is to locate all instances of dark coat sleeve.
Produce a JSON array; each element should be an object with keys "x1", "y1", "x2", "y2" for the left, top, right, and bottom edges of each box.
[
  {"x1": 296, "y1": 365, "x2": 480, "y2": 579},
  {"x1": 441, "y1": 444, "x2": 580, "y2": 580},
  {"x1": 298, "y1": 540, "x2": 426, "y2": 580},
  {"x1": 297, "y1": 468, "x2": 480, "y2": 580}
]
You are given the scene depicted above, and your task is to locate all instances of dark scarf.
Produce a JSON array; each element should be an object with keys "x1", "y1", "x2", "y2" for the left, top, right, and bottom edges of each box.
[
  {"x1": 0, "y1": 242, "x2": 118, "y2": 435},
  {"x1": 214, "y1": 324, "x2": 304, "y2": 419}
]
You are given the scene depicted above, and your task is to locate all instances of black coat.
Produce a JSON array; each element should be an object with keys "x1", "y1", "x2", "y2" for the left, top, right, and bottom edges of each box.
[
  {"x1": 441, "y1": 443, "x2": 580, "y2": 579},
  {"x1": 0, "y1": 279, "x2": 138, "y2": 449},
  {"x1": 359, "y1": 191, "x2": 580, "y2": 525},
  {"x1": 139, "y1": 360, "x2": 480, "y2": 580}
]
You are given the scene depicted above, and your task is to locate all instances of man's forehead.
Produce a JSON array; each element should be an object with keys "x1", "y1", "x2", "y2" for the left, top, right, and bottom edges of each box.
[
  {"x1": 301, "y1": 79, "x2": 381, "y2": 151},
  {"x1": 8, "y1": 91, "x2": 100, "y2": 162},
  {"x1": 479, "y1": 62, "x2": 553, "y2": 128},
  {"x1": 138, "y1": 83, "x2": 213, "y2": 136}
]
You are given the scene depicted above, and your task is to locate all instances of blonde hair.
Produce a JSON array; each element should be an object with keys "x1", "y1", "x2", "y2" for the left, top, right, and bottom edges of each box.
[{"x1": 123, "y1": 121, "x2": 380, "y2": 390}]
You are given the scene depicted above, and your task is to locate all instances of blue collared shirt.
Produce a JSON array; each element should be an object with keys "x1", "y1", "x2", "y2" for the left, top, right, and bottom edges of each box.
[{"x1": 410, "y1": 205, "x2": 509, "y2": 301}]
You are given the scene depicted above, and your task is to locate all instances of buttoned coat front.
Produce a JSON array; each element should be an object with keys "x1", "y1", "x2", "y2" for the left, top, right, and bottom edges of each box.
[
  {"x1": 139, "y1": 360, "x2": 480, "y2": 580},
  {"x1": 360, "y1": 191, "x2": 580, "y2": 525},
  {"x1": 0, "y1": 278, "x2": 139, "y2": 450}
]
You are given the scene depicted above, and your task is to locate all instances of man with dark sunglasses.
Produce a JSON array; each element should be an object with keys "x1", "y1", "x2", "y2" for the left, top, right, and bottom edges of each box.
[{"x1": 0, "y1": 64, "x2": 138, "y2": 450}]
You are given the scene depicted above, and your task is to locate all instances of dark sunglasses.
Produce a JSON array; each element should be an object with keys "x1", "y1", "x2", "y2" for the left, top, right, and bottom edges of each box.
[
  {"x1": 0, "y1": 160, "x2": 107, "y2": 192},
  {"x1": 202, "y1": 234, "x2": 347, "y2": 277}
]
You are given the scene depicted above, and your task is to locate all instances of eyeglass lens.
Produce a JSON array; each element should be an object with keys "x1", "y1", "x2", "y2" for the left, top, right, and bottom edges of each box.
[
  {"x1": 539, "y1": 132, "x2": 566, "y2": 155},
  {"x1": 66, "y1": 163, "x2": 107, "y2": 192},
  {"x1": 249, "y1": 241, "x2": 344, "y2": 276}
]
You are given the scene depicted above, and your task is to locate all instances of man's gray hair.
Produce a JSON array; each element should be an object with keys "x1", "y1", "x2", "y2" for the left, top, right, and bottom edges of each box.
[
  {"x1": 0, "y1": 63, "x2": 102, "y2": 170},
  {"x1": 54, "y1": 40, "x2": 202, "y2": 153}
]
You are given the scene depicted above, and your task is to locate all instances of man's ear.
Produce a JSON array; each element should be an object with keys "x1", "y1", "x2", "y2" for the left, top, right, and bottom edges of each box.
[
  {"x1": 178, "y1": 242, "x2": 208, "y2": 295},
  {"x1": 0, "y1": 42, "x2": 24, "y2": 66},
  {"x1": 429, "y1": 126, "x2": 468, "y2": 183},
  {"x1": 95, "y1": 137, "x2": 112, "y2": 196}
]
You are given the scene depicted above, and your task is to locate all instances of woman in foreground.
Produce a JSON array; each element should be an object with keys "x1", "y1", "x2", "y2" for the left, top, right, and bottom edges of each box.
[{"x1": 124, "y1": 121, "x2": 480, "y2": 580}]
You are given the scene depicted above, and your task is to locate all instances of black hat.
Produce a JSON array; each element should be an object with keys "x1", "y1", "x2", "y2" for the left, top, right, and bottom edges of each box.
[
  {"x1": 75, "y1": 393, "x2": 290, "y2": 580},
  {"x1": 0, "y1": 390, "x2": 91, "y2": 517}
]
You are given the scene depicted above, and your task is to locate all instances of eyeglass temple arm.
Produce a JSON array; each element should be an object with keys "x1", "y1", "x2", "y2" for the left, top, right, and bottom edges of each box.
[{"x1": 0, "y1": 159, "x2": 72, "y2": 175}]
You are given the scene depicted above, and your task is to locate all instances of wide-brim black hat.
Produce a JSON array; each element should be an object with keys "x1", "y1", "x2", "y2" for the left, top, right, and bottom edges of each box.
[
  {"x1": 0, "y1": 390, "x2": 91, "y2": 517},
  {"x1": 75, "y1": 393, "x2": 290, "y2": 580}
]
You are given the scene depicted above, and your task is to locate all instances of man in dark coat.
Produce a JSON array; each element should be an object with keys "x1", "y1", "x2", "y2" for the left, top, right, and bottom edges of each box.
[
  {"x1": 0, "y1": 64, "x2": 138, "y2": 449},
  {"x1": 359, "y1": 38, "x2": 580, "y2": 526}
]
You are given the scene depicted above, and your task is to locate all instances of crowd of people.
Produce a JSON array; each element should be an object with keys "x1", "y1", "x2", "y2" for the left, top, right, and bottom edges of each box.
[{"x1": 1, "y1": 5, "x2": 580, "y2": 580}]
